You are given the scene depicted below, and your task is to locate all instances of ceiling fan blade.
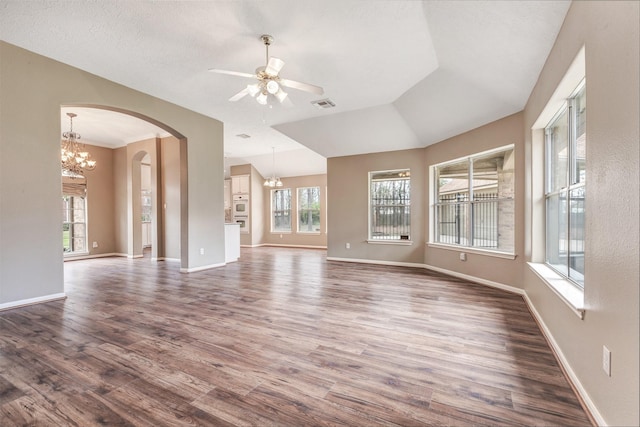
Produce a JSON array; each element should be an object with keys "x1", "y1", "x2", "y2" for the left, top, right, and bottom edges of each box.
[
  {"x1": 229, "y1": 88, "x2": 250, "y2": 102},
  {"x1": 265, "y1": 57, "x2": 285, "y2": 76},
  {"x1": 279, "y1": 78, "x2": 324, "y2": 95},
  {"x1": 209, "y1": 69, "x2": 257, "y2": 79},
  {"x1": 280, "y1": 96, "x2": 294, "y2": 108}
]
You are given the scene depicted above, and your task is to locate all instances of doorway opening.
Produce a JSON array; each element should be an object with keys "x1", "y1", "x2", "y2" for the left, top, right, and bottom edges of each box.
[{"x1": 59, "y1": 105, "x2": 186, "y2": 266}]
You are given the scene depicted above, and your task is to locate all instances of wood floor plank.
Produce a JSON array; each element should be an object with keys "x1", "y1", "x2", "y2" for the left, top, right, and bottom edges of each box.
[
  {"x1": 0, "y1": 375, "x2": 25, "y2": 406},
  {"x1": 0, "y1": 394, "x2": 76, "y2": 426},
  {"x1": 0, "y1": 247, "x2": 593, "y2": 426}
]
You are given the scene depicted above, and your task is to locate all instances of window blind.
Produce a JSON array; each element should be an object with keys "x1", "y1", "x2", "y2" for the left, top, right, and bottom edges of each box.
[{"x1": 62, "y1": 176, "x2": 87, "y2": 198}]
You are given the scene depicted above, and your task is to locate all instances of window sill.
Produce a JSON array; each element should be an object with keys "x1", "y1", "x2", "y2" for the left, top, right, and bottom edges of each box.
[
  {"x1": 367, "y1": 240, "x2": 413, "y2": 246},
  {"x1": 297, "y1": 232, "x2": 321, "y2": 235},
  {"x1": 427, "y1": 243, "x2": 516, "y2": 260},
  {"x1": 527, "y1": 262, "x2": 585, "y2": 319}
]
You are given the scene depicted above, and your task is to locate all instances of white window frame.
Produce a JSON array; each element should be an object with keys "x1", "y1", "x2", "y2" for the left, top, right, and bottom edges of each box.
[
  {"x1": 62, "y1": 194, "x2": 88, "y2": 256},
  {"x1": 297, "y1": 186, "x2": 321, "y2": 234},
  {"x1": 528, "y1": 46, "x2": 585, "y2": 318},
  {"x1": 368, "y1": 169, "x2": 412, "y2": 244},
  {"x1": 544, "y1": 79, "x2": 586, "y2": 288},
  {"x1": 430, "y1": 145, "x2": 515, "y2": 257},
  {"x1": 271, "y1": 188, "x2": 292, "y2": 233}
]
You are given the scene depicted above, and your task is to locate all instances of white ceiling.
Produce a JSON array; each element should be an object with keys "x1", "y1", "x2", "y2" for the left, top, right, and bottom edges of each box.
[{"x1": 1, "y1": 0, "x2": 570, "y2": 179}]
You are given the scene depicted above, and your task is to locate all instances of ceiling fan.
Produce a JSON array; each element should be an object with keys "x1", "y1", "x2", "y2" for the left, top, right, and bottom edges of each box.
[{"x1": 209, "y1": 34, "x2": 324, "y2": 105}]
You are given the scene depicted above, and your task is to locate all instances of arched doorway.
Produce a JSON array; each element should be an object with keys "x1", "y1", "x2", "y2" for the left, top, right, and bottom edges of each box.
[{"x1": 60, "y1": 105, "x2": 186, "y2": 264}]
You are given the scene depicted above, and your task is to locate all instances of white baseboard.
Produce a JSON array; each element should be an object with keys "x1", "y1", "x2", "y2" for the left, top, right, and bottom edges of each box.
[
  {"x1": 326, "y1": 256, "x2": 429, "y2": 269},
  {"x1": 523, "y1": 293, "x2": 605, "y2": 426},
  {"x1": 180, "y1": 262, "x2": 226, "y2": 273},
  {"x1": 423, "y1": 263, "x2": 525, "y2": 296},
  {"x1": 64, "y1": 252, "x2": 122, "y2": 261},
  {"x1": 239, "y1": 243, "x2": 328, "y2": 249},
  {"x1": 264, "y1": 243, "x2": 327, "y2": 250},
  {"x1": 327, "y1": 257, "x2": 523, "y2": 295},
  {"x1": 0, "y1": 293, "x2": 67, "y2": 312},
  {"x1": 153, "y1": 257, "x2": 180, "y2": 263}
]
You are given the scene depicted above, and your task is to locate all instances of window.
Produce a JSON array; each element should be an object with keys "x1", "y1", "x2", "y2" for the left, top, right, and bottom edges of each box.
[
  {"x1": 272, "y1": 188, "x2": 291, "y2": 232},
  {"x1": 545, "y1": 80, "x2": 586, "y2": 287},
  {"x1": 62, "y1": 175, "x2": 87, "y2": 254},
  {"x1": 141, "y1": 190, "x2": 152, "y2": 222},
  {"x1": 298, "y1": 187, "x2": 321, "y2": 233},
  {"x1": 433, "y1": 146, "x2": 515, "y2": 253},
  {"x1": 369, "y1": 170, "x2": 411, "y2": 241}
]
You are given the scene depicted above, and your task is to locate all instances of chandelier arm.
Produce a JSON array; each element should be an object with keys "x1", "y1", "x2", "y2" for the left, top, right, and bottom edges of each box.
[{"x1": 61, "y1": 112, "x2": 96, "y2": 177}]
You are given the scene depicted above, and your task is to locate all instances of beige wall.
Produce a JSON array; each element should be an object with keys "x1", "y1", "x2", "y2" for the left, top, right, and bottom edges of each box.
[
  {"x1": 327, "y1": 148, "x2": 425, "y2": 264},
  {"x1": 262, "y1": 174, "x2": 328, "y2": 248},
  {"x1": 0, "y1": 41, "x2": 224, "y2": 305},
  {"x1": 424, "y1": 112, "x2": 524, "y2": 287},
  {"x1": 81, "y1": 144, "x2": 116, "y2": 256},
  {"x1": 113, "y1": 147, "x2": 128, "y2": 254},
  {"x1": 161, "y1": 137, "x2": 182, "y2": 260},
  {"x1": 249, "y1": 165, "x2": 265, "y2": 247},
  {"x1": 523, "y1": 2, "x2": 639, "y2": 425}
]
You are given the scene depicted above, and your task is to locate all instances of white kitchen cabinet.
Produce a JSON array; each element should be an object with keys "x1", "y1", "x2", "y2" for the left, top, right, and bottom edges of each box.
[
  {"x1": 231, "y1": 175, "x2": 250, "y2": 194},
  {"x1": 224, "y1": 223, "x2": 240, "y2": 262}
]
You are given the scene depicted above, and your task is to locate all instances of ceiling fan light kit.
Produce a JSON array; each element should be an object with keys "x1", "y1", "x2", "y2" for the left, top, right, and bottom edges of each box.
[
  {"x1": 266, "y1": 80, "x2": 279, "y2": 94},
  {"x1": 210, "y1": 34, "x2": 323, "y2": 106}
]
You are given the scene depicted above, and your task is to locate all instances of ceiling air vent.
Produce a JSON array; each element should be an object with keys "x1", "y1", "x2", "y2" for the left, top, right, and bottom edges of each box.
[
  {"x1": 236, "y1": 133, "x2": 251, "y2": 139},
  {"x1": 311, "y1": 98, "x2": 336, "y2": 109}
]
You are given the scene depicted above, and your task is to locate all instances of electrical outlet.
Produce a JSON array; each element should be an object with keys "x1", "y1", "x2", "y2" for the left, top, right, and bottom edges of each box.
[
  {"x1": 92, "y1": 241, "x2": 98, "y2": 248},
  {"x1": 602, "y1": 345, "x2": 611, "y2": 376},
  {"x1": 200, "y1": 248, "x2": 205, "y2": 255},
  {"x1": 346, "y1": 243, "x2": 350, "y2": 249},
  {"x1": 459, "y1": 252, "x2": 467, "y2": 261}
]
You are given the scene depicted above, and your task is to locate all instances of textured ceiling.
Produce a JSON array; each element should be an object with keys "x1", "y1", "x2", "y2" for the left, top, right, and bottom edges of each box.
[{"x1": 0, "y1": 0, "x2": 570, "y2": 179}]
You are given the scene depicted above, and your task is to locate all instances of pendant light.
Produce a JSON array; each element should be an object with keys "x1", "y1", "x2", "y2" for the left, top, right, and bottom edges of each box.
[{"x1": 264, "y1": 147, "x2": 283, "y2": 187}]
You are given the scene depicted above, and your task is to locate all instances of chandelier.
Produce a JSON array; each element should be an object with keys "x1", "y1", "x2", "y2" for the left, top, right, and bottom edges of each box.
[
  {"x1": 264, "y1": 147, "x2": 283, "y2": 188},
  {"x1": 61, "y1": 112, "x2": 96, "y2": 176}
]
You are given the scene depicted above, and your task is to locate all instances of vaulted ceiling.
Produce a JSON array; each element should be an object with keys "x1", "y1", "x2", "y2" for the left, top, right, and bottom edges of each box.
[{"x1": 0, "y1": 0, "x2": 571, "y2": 178}]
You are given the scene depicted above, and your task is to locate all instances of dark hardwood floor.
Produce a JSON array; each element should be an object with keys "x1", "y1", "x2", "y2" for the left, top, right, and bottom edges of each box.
[{"x1": 0, "y1": 247, "x2": 592, "y2": 426}]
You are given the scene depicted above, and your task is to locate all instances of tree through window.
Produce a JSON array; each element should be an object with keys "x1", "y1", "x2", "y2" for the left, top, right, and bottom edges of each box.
[
  {"x1": 298, "y1": 187, "x2": 321, "y2": 233},
  {"x1": 271, "y1": 188, "x2": 291, "y2": 232}
]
